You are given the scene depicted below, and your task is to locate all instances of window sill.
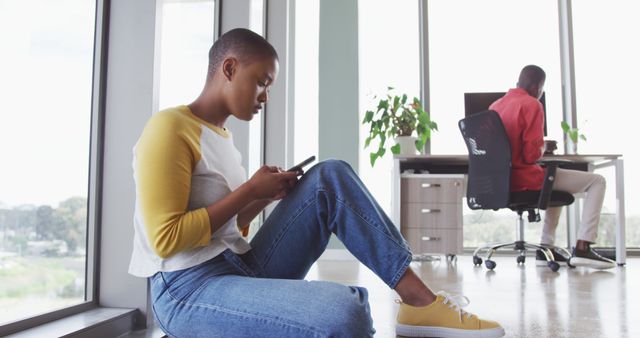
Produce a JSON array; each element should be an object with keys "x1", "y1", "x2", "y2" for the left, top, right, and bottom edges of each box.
[
  {"x1": 7, "y1": 307, "x2": 141, "y2": 338},
  {"x1": 119, "y1": 325, "x2": 167, "y2": 338}
]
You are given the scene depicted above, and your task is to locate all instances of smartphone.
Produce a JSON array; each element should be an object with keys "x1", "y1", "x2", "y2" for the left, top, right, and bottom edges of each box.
[{"x1": 287, "y1": 155, "x2": 316, "y2": 174}]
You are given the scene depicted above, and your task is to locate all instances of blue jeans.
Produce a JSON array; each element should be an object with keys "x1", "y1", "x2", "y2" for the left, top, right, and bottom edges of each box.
[{"x1": 150, "y1": 160, "x2": 413, "y2": 337}]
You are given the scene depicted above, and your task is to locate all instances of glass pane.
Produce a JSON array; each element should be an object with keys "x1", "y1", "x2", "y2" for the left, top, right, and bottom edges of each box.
[
  {"x1": 158, "y1": 0, "x2": 216, "y2": 109},
  {"x1": 428, "y1": 0, "x2": 562, "y2": 157},
  {"x1": 0, "y1": 0, "x2": 96, "y2": 324},
  {"x1": 463, "y1": 207, "x2": 568, "y2": 250},
  {"x1": 247, "y1": 0, "x2": 264, "y2": 238},
  {"x1": 572, "y1": 1, "x2": 640, "y2": 248},
  {"x1": 428, "y1": 0, "x2": 563, "y2": 246},
  {"x1": 359, "y1": 0, "x2": 420, "y2": 214},
  {"x1": 293, "y1": 0, "x2": 320, "y2": 166}
]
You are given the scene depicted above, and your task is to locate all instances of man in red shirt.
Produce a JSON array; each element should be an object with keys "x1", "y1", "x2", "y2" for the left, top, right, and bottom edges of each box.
[{"x1": 490, "y1": 65, "x2": 614, "y2": 269}]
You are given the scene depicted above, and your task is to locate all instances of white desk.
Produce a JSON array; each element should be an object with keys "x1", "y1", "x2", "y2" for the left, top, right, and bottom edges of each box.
[{"x1": 392, "y1": 154, "x2": 626, "y2": 265}]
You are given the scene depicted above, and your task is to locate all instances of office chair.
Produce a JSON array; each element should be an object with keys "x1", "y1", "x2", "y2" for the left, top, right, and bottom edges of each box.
[{"x1": 458, "y1": 110, "x2": 574, "y2": 272}]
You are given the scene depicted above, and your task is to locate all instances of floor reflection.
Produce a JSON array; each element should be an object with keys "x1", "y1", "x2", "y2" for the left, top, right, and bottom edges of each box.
[{"x1": 308, "y1": 255, "x2": 640, "y2": 338}]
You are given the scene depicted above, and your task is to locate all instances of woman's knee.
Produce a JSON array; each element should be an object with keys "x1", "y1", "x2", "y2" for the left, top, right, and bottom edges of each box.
[
  {"x1": 314, "y1": 159, "x2": 352, "y2": 172},
  {"x1": 323, "y1": 286, "x2": 374, "y2": 337},
  {"x1": 305, "y1": 159, "x2": 354, "y2": 181}
]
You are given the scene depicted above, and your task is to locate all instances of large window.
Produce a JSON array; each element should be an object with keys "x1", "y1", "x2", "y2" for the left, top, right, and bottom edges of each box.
[
  {"x1": 0, "y1": 0, "x2": 97, "y2": 326},
  {"x1": 572, "y1": 1, "x2": 640, "y2": 248}
]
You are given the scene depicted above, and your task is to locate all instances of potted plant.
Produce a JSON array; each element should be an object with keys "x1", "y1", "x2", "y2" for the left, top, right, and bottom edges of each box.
[
  {"x1": 561, "y1": 121, "x2": 586, "y2": 154},
  {"x1": 362, "y1": 87, "x2": 438, "y2": 167}
]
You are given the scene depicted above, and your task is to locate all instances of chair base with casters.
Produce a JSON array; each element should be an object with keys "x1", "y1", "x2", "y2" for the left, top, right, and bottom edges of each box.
[{"x1": 471, "y1": 209, "x2": 572, "y2": 272}]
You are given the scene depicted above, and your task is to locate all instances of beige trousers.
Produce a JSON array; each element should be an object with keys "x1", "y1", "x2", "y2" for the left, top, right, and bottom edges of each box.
[{"x1": 541, "y1": 168, "x2": 606, "y2": 246}]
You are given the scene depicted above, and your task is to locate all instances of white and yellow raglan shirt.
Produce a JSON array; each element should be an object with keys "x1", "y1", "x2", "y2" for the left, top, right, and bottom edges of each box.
[{"x1": 128, "y1": 105, "x2": 251, "y2": 277}]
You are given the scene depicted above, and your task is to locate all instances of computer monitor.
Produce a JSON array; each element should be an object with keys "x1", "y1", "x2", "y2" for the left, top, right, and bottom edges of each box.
[{"x1": 464, "y1": 92, "x2": 547, "y2": 136}]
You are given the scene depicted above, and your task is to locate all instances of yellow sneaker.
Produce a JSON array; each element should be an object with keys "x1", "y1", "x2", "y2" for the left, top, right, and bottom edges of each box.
[{"x1": 396, "y1": 291, "x2": 504, "y2": 338}]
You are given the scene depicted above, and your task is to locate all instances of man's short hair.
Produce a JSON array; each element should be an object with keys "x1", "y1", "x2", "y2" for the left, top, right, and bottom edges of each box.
[
  {"x1": 518, "y1": 65, "x2": 546, "y2": 88},
  {"x1": 207, "y1": 28, "x2": 278, "y2": 79}
]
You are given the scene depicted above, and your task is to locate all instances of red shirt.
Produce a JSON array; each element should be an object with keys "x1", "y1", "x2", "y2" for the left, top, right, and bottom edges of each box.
[{"x1": 489, "y1": 88, "x2": 545, "y2": 191}]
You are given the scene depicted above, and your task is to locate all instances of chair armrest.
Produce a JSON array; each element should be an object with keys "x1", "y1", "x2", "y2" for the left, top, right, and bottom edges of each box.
[{"x1": 535, "y1": 159, "x2": 573, "y2": 210}]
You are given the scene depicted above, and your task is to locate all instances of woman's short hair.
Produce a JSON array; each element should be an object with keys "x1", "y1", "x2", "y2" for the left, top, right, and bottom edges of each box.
[{"x1": 207, "y1": 28, "x2": 278, "y2": 79}]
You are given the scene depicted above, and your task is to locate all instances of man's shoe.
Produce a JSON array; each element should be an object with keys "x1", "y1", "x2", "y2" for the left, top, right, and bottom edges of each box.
[
  {"x1": 535, "y1": 247, "x2": 570, "y2": 267},
  {"x1": 569, "y1": 247, "x2": 616, "y2": 270},
  {"x1": 396, "y1": 291, "x2": 505, "y2": 338}
]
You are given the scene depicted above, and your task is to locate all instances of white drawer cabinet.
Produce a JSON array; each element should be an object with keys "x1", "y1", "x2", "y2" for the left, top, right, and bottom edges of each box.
[
  {"x1": 399, "y1": 174, "x2": 464, "y2": 257},
  {"x1": 401, "y1": 177, "x2": 464, "y2": 204},
  {"x1": 402, "y1": 228, "x2": 462, "y2": 255},
  {"x1": 401, "y1": 203, "x2": 462, "y2": 229}
]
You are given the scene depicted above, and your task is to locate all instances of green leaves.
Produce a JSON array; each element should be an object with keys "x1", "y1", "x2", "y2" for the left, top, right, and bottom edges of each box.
[
  {"x1": 369, "y1": 152, "x2": 378, "y2": 167},
  {"x1": 362, "y1": 89, "x2": 438, "y2": 167},
  {"x1": 363, "y1": 110, "x2": 374, "y2": 124},
  {"x1": 391, "y1": 143, "x2": 401, "y2": 155},
  {"x1": 369, "y1": 147, "x2": 387, "y2": 167},
  {"x1": 561, "y1": 121, "x2": 587, "y2": 143}
]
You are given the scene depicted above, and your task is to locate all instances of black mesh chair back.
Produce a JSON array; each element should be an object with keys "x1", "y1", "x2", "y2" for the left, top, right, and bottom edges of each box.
[
  {"x1": 458, "y1": 110, "x2": 575, "y2": 272},
  {"x1": 458, "y1": 110, "x2": 511, "y2": 210}
]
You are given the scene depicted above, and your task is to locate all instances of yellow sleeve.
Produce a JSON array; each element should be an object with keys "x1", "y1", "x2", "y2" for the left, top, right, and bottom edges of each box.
[{"x1": 135, "y1": 111, "x2": 211, "y2": 259}]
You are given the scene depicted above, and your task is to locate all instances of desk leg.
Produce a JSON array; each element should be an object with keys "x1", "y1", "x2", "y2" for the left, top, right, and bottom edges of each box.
[{"x1": 615, "y1": 159, "x2": 626, "y2": 265}]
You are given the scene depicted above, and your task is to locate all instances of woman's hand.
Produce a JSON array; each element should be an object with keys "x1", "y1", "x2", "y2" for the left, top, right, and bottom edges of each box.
[{"x1": 247, "y1": 165, "x2": 300, "y2": 201}]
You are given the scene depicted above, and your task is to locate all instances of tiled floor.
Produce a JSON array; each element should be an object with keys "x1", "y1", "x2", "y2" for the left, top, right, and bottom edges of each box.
[{"x1": 307, "y1": 256, "x2": 639, "y2": 338}]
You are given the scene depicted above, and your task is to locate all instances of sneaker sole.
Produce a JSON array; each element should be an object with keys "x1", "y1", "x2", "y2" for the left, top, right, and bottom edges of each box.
[
  {"x1": 535, "y1": 260, "x2": 567, "y2": 267},
  {"x1": 396, "y1": 324, "x2": 505, "y2": 338},
  {"x1": 569, "y1": 257, "x2": 616, "y2": 270}
]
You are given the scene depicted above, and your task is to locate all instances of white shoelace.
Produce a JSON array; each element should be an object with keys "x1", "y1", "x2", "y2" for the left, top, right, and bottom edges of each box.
[{"x1": 436, "y1": 291, "x2": 473, "y2": 322}]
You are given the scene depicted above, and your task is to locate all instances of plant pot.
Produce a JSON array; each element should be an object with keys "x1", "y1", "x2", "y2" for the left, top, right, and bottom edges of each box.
[
  {"x1": 394, "y1": 136, "x2": 420, "y2": 155},
  {"x1": 568, "y1": 139, "x2": 578, "y2": 154}
]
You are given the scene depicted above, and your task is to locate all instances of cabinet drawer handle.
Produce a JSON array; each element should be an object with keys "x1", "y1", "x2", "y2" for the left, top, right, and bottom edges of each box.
[
  {"x1": 421, "y1": 236, "x2": 441, "y2": 241},
  {"x1": 421, "y1": 183, "x2": 441, "y2": 188},
  {"x1": 421, "y1": 208, "x2": 441, "y2": 213}
]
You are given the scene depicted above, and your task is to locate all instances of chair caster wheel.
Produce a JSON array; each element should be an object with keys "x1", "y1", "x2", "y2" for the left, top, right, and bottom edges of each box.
[
  {"x1": 485, "y1": 260, "x2": 496, "y2": 270},
  {"x1": 516, "y1": 255, "x2": 525, "y2": 264},
  {"x1": 473, "y1": 256, "x2": 483, "y2": 266},
  {"x1": 548, "y1": 261, "x2": 560, "y2": 272}
]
